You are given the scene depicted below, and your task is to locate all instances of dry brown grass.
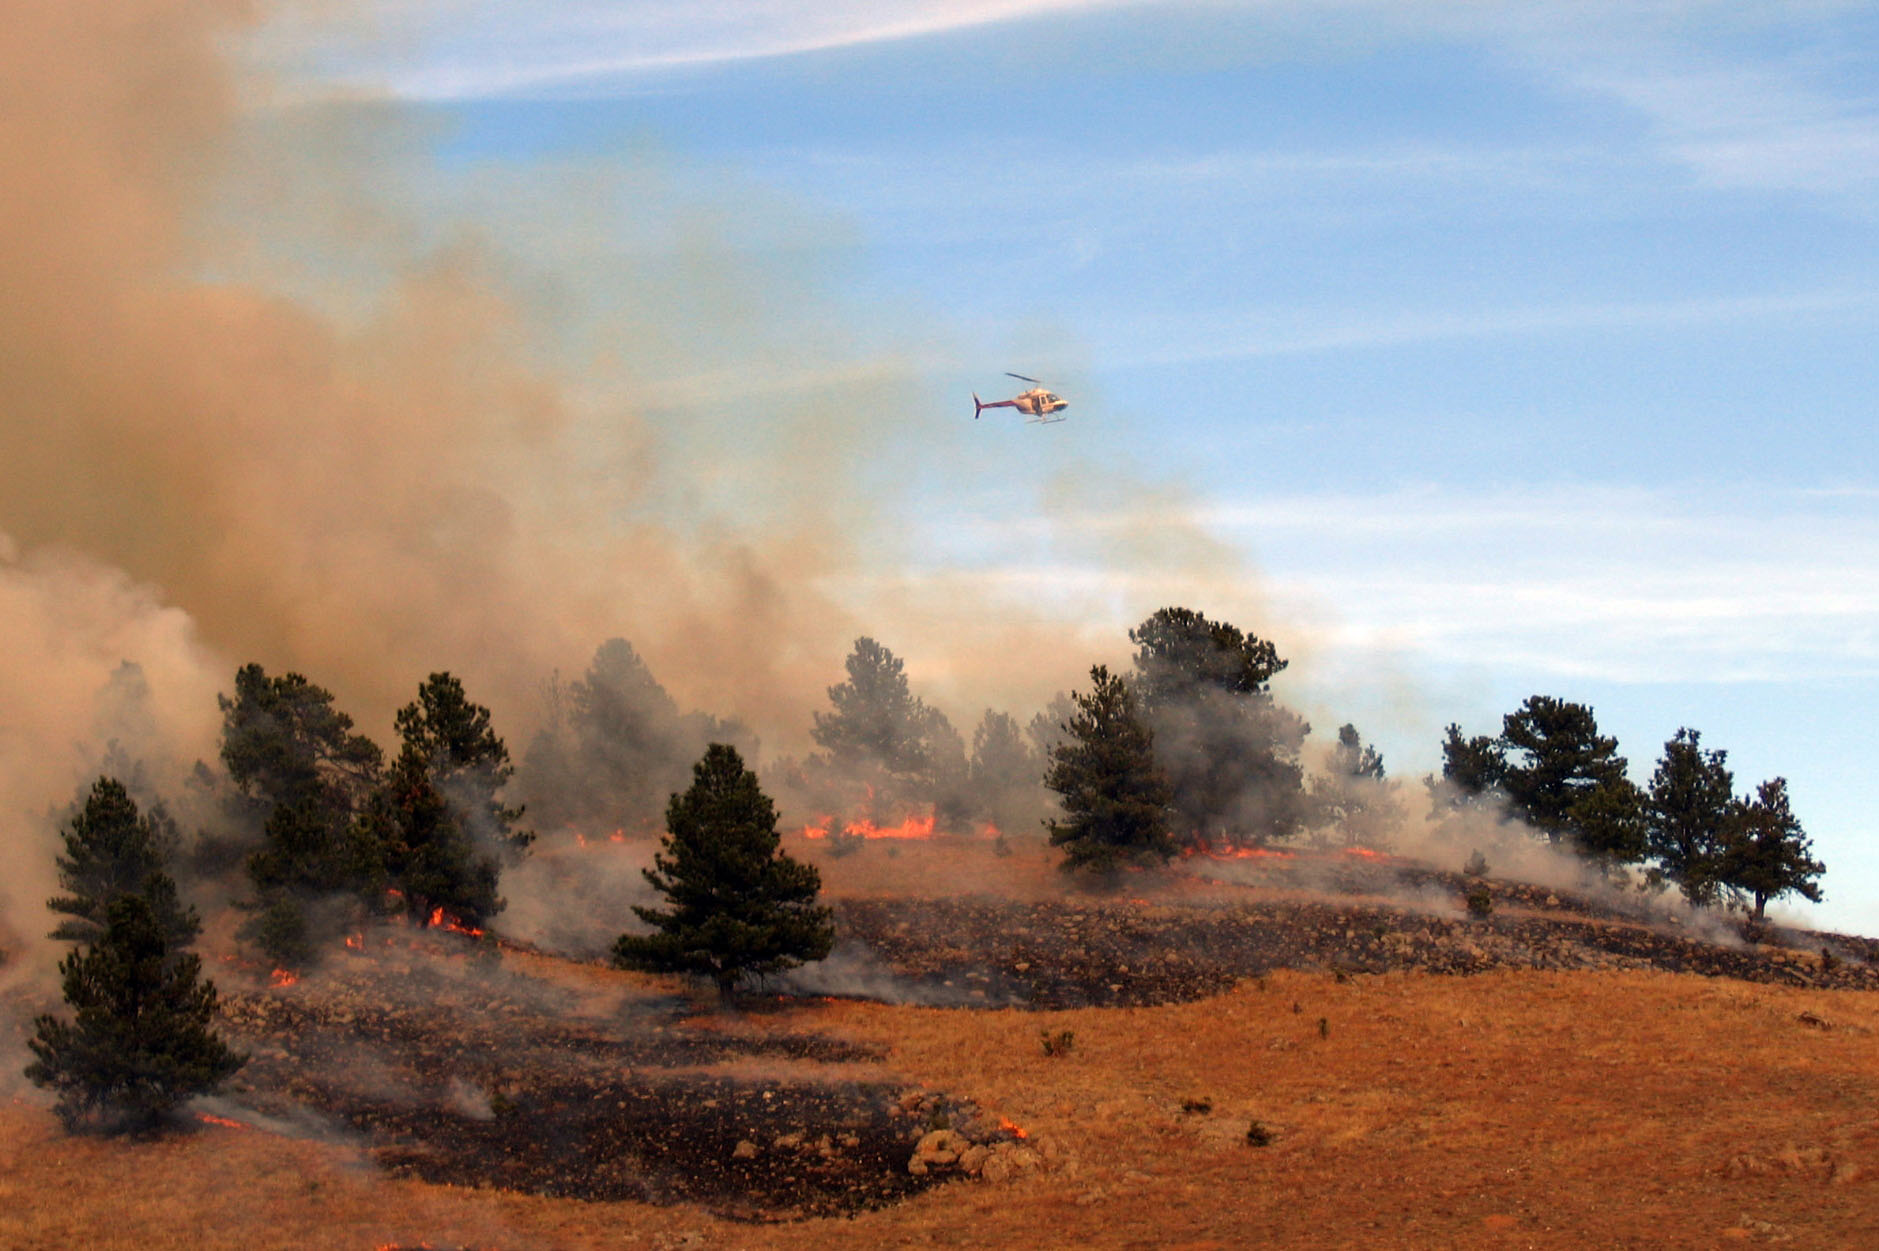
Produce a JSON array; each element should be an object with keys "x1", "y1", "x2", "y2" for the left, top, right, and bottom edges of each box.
[{"x1": 5, "y1": 964, "x2": 1877, "y2": 1250}]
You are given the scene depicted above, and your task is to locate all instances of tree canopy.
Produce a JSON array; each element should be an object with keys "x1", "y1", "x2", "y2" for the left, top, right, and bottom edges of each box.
[
  {"x1": 613, "y1": 744, "x2": 834, "y2": 998},
  {"x1": 1127, "y1": 607, "x2": 1307, "y2": 847},
  {"x1": 372, "y1": 672, "x2": 522, "y2": 927},
  {"x1": 1644, "y1": 728, "x2": 1735, "y2": 906},
  {"x1": 26, "y1": 894, "x2": 244, "y2": 1133},
  {"x1": 1717, "y1": 777, "x2": 1824, "y2": 918},
  {"x1": 811, "y1": 637, "x2": 936, "y2": 776},
  {"x1": 48, "y1": 777, "x2": 198, "y2": 950},
  {"x1": 1498, "y1": 696, "x2": 1630, "y2": 845},
  {"x1": 219, "y1": 663, "x2": 381, "y2": 813},
  {"x1": 1044, "y1": 665, "x2": 1176, "y2": 875}
]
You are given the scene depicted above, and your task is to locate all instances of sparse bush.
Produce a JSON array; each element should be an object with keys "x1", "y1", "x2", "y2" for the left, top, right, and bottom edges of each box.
[
  {"x1": 1245, "y1": 1120, "x2": 1274, "y2": 1147},
  {"x1": 1040, "y1": 1028, "x2": 1075, "y2": 1057},
  {"x1": 1180, "y1": 1096, "x2": 1213, "y2": 1115},
  {"x1": 240, "y1": 893, "x2": 313, "y2": 969},
  {"x1": 1463, "y1": 849, "x2": 1488, "y2": 878},
  {"x1": 1317, "y1": 1017, "x2": 1329, "y2": 1039},
  {"x1": 1464, "y1": 883, "x2": 1493, "y2": 917}
]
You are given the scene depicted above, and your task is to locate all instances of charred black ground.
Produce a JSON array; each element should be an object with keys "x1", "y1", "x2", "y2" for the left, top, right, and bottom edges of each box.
[
  {"x1": 823, "y1": 858, "x2": 1879, "y2": 1008},
  {"x1": 214, "y1": 937, "x2": 1002, "y2": 1222}
]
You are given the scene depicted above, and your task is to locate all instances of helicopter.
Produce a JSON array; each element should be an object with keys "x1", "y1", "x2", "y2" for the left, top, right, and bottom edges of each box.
[{"x1": 974, "y1": 373, "x2": 1068, "y2": 423}]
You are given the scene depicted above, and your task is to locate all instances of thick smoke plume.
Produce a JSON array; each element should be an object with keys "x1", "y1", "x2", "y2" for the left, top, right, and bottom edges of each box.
[{"x1": 3, "y1": 3, "x2": 1548, "y2": 995}]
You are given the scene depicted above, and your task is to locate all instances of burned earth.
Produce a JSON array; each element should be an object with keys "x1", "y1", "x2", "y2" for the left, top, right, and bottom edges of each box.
[
  {"x1": 215, "y1": 941, "x2": 1015, "y2": 1223},
  {"x1": 819, "y1": 857, "x2": 1879, "y2": 1009}
]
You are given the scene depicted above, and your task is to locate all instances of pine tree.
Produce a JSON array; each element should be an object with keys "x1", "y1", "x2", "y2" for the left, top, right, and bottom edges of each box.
[
  {"x1": 967, "y1": 709, "x2": 1043, "y2": 836},
  {"x1": 1568, "y1": 775, "x2": 1649, "y2": 868},
  {"x1": 371, "y1": 672, "x2": 525, "y2": 928},
  {"x1": 219, "y1": 664, "x2": 383, "y2": 964},
  {"x1": 811, "y1": 637, "x2": 933, "y2": 775},
  {"x1": 392, "y1": 672, "x2": 531, "y2": 855},
  {"x1": 1309, "y1": 724, "x2": 1391, "y2": 848},
  {"x1": 1645, "y1": 728, "x2": 1735, "y2": 905},
  {"x1": 1717, "y1": 777, "x2": 1824, "y2": 919},
  {"x1": 1044, "y1": 665, "x2": 1175, "y2": 875},
  {"x1": 1128, "y1": 608, "x2": 1308, "y2": 847},
  {"x1": 1438, "y1": 723, "x2": 1506, "y2": 808},
  {"x1": 219, "y1": 663, "x2": 382, "y2": 814},
  {"x1": 614, "y1": 744, "x2": 834, "y2": 999},
  {"x1": 26, "y1": 894, "x2": 244, "y2": 1132},
  {"x1": 48, "y1": 777, "x2": 199, "y2": 949},
  {"x1": 1499, "y1": 696, "x2": 1629, "y2": 845}
]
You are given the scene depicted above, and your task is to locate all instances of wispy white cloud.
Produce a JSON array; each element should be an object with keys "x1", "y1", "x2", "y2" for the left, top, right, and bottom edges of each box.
[
  {"x1": 1116, "y1": 286, "x2": 1879, "y2": 365},
  {"x1": 268, "y1": 0, "x2": 1140, "y2": 100},
  {"x1": 906, "y1": 483, "x2": 1879, "y2": 686},
  {"x1": 1461, "y1": 1, "x2": 1879, "y2": 199}
]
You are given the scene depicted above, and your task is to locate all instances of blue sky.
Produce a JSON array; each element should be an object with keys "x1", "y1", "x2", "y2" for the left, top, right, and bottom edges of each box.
[{"x1": 252, "y1": 2, "x2": 1878, "y2": 931}]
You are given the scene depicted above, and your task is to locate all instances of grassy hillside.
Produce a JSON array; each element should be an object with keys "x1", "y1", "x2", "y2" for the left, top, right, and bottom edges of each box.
[{"x1": 4, "y1": 841, "x2": 1875, "y2": 1249}]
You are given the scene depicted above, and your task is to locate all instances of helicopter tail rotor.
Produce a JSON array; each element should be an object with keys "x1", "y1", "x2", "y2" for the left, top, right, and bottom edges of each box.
[{"x1": 973, "y1": 392, "x2": 982, "y2": 419}]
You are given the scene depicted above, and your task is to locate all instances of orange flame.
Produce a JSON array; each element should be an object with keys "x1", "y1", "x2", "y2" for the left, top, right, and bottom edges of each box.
[
  {"x1": 999, "y1": 1117, "x2": 1029, "y2": 1139},
  {"x1": 426, "y1": 906, "x2": 485, "y2": 939},
  {"x1": 268, "y1": 967, "x2": 299, "y2": 987},
  {"x1": 1343, "y1": 846, "x2": 1391, "y2": 861},
  {"x1": 801, "y1": 809, "x2": 943, "y2": 841},
  {"x1": 1183, "y1": 845, "x2": 1297, "y2": 862}
]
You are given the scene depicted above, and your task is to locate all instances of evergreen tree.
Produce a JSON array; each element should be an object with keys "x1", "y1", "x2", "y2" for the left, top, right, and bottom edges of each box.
[
  {"x1": 1025, "y1": 692, "x2": 1078, "y2": 764},
  {"x1": 26, "y1": 894, "x2": 244, "y2": 1132},
  {"x1": 1568, "y1": 774, "x2": 1649, "y2": 868},
  {"x1": 1645, "y1": 728, "x2": 1735, "y2": 906},
  {"x1": 811, "y1": 637, "x2": 930, "y2": 772},
  {"x1": 369, "y1": 672, "x2": 521, "y2": 927},
  {"x1": 1717, "y1": 777, "x2": 1824, "y2": 919},
  {"x1": 392, "y1": 672, "x2": 531, "y2": 855},
  {"x1": 1499, "y1": 696, "x2": 1629, "y2": 845},
  {"x1": 570, "y1": 639, "x2": 702, "y2": 828},
  {"x1": 806, "y1": 637, "x2": 962, "y2": 822},
  {"x1": 1044, "y1": 665, "x2": 1175, "y2": 875},
  {"x1": 1128, "y1": 607, "x2": 1309, "y2": 846},
  {"x1": 614, "y1": 744, "x2": 834, "y2": 998},
  {"x1": 219, "y1": 665, "x2": 383, "y2": 963},
  {"x1": 1438, "y1": 723, "x2": 1506, "y2": 808},
  {"x1": 48, "y1": 777, "x2": 199, "y2": 949},
  {"x1": 219, "y1": 664, "x2": 382, "y2": 814},
  {"x1": 1309, "y1": 724, "x2": 1391, "y2": 848},
  {"x1": 968, "y1": 709, "x2": 1042, "y2": 834}
]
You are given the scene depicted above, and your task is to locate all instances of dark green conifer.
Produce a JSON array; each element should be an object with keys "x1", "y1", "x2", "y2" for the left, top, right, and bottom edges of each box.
[
  {"x1": 1645, "y1": 728, "x2": 1735, "y2": 905},
  {"x1": 614, "y1": 744, "x2": 834, "y2": 999},
  {"x1": 26, "y1": 894, "x2": 244, "y2": 1133},
  {"x1": 48, "y1": 777, "x2": 199, "y2": 949},
  {"x1": 372, "y1": 672, "x2": 521, "y2": 928},
  {"x1": 1717, "y1": 777, "x2": 1824, "y2": 919},
  {"x1": 1044, "y1": 665, "x2": 1175, "y2": 875}
]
